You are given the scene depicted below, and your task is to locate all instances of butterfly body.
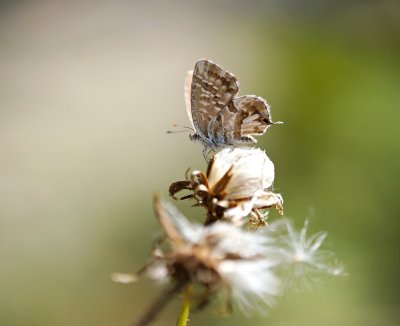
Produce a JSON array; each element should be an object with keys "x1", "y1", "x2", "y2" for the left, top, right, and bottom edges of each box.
[
  {"x1": 185, "y1": 60, "x2": 277, "y2": 150},
  {"x1": 188, "y1": 126, "x2": 255, "y2": 149}
]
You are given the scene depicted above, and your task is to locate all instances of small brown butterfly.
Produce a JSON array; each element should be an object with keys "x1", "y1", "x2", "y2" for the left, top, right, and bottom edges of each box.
[{"x1": 184, "y1": 59, "x2": 280, "y2": 150}]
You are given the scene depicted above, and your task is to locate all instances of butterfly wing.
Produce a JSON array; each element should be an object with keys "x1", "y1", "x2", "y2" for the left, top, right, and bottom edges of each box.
[
  {"x1": 191, "y1": 60, "x2": 239, "y2": 140},
  {"x1": 184, "y1": 70, "x2": 195, "y2": 129},
  {"x1": 217, "y1": 95, "x2": 273, "y2": 144}
]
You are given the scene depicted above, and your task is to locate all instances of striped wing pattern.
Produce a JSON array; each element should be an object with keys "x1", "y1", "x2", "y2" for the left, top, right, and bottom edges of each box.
[{"x1": 188, "y1": 60, "x2": 273, "y2": 147}]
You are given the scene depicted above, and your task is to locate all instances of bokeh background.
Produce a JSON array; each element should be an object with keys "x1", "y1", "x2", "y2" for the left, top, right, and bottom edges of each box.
[{"x1": 1, "y1": 0, "x2": 399, "y2": 325}]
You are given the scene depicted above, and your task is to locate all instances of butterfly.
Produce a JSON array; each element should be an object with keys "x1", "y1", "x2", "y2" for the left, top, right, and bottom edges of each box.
[{"x1": 184, "y1": 59, "x2": 279, "y2": 151}]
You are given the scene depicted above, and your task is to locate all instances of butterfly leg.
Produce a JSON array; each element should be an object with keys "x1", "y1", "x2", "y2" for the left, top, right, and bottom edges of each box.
[
  {"x1": 202, "y1": 147, "x2": 207, "y2": 161},
  {"x1": 202, "y1": 146, "x2": 215, "y2": 162}
]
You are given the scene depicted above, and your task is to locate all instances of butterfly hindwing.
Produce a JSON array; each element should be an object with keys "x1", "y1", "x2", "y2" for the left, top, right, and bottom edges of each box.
[
  {"x1": 208, "y1": 96, "x2": 272, "y2": 145},
  {"x1": 232, "y1": 95, "x2": 273, "y2": 141}
]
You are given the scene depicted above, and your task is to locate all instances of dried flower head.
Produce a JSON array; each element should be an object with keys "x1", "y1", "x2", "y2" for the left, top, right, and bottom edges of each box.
[
  {"x1": 169, "y1": 147, "x2": 283, "y2": 225},
  {"x1": 113, "y1": 201, "x2": 345, "y2": 326},
  {"x1": 113, "y1": 198, "x2": 282, "y2": 313}
]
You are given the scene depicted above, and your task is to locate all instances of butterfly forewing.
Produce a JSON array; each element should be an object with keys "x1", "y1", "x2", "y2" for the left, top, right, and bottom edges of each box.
[
  {"x1": 184, "y1": 70, "x2": 195, "y2": 129},
  {"x1": 191, "y1": 60, "x2": 239, "y2": 139}
]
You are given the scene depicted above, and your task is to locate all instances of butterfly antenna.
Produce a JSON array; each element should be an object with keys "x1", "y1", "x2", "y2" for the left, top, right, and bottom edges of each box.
[
  {"x1": 166, "y1": 130, "x2": 190, "y2": 134},
  {"x1": 166, "y1": 123, "x2": 194, "y2": 134},
  {"x1": 172, "y1": 123, "x2": 194, "y2": 131}
]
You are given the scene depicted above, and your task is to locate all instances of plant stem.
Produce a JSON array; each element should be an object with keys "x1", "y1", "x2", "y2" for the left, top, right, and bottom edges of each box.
[
  {"x1": 133, "y1": 280, "x2": 186, "y2": 326},
  {"x1": 176, "y1": 283, "x2": 192, "y2": 326}
]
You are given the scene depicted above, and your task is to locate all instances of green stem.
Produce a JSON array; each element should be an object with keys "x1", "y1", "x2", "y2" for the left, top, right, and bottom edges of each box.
[{"x1": 176, "y1": 283, "x2": 192, "y2": 326}]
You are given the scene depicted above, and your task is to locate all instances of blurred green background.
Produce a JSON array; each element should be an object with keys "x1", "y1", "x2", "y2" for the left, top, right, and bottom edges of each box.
[{"x1": 1, "y1": 0, "x2": 399, "y2": 325}]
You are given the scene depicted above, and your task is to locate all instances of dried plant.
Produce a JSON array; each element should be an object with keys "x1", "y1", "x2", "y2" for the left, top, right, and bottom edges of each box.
[{"x1": 113, "y1": 59, "x2": 344, "y2": 326}]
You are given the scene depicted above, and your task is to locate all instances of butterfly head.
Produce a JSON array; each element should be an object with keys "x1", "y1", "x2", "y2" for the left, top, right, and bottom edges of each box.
[{"x1": 189, "y1": 133, "x2": 202, "y2": 143}]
